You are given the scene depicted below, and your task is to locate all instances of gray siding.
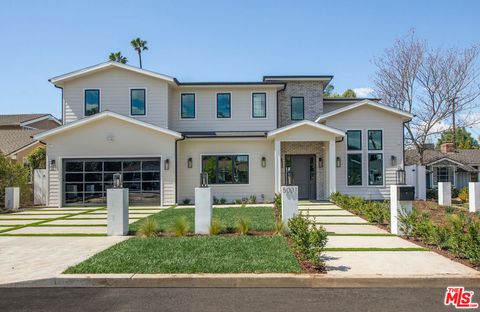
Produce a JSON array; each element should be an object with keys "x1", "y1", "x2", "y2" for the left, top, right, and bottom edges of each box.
[{"x1": 278, "y1": 81, "x2": 324, "y2": 127}]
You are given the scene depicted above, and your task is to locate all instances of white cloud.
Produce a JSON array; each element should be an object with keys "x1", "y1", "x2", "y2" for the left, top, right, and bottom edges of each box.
[{"x1": 352, "y1": 87, "x2": 374, "y2": 98}]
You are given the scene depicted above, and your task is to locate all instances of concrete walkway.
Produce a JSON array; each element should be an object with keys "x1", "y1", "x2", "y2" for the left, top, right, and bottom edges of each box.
[{"x1": 299, "y1": 204, "x2": 480, "y2": 277}]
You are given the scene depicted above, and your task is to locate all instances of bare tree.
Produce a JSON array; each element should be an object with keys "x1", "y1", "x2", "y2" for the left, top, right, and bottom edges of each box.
[{"x1": 373, "y1": 32, "x2": 480, "y2": 164}]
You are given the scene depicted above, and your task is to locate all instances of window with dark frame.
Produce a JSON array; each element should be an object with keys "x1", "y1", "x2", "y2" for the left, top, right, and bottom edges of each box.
[
  {"x1": 84, "y1": 89, "x2": 100, "y2": 116},
  {"x1": 252, "y1": 93, "x2": 266, "y2": 118},
  {"x1": 346, "y1": 130, "x2": 362, "y2": 186},
  {"x1": 201, "y1": 155, "x2": 249, "y2": 184},
  {"x1": 181, "y1": 93, "x2": 195, "y2": 119},
  {"x1": 216, "y1": 93, "x2": 231, "y2": 118},
  {"x1": 368, "y1": 153, "x2": 383, "y2": 185},
  {"x1": 291, "y1": 97, "x2": 304, "y2": 120},
  {"x1": 130, "y1": 89, "x2": 146, "y2": 116},
  {"x1": 368, "y1": 130, "x2": 383, "y2": 150},
  {"x1": 347, "y1": 130, "x2": 362, "y2": 151}
]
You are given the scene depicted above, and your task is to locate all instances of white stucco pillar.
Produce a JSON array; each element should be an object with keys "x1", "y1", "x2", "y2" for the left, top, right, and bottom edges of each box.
[
  {"x1": 438, "y1": 182, "x2": 452, "y2": 206},
  {"x1": 390, "y1": 185, "x2": 413, "y2": 235},
  {"x1": 281, "y1": 186, "x2": 298, "y2": 224},
  {"x1": 107, "y1": 188, "x2": 129, "y2": 236},
  {"x1": 328, "y1": 139, "x2": 336, "y2": 196},
  {"x1": 274, "y1": 140, "x2": 281, "y2": 193},
  {"x1": 5, "y1": 187, "x2": 20, "y2": 211},
  {"x1": 195, "y1": 187, "x2": 212, "y2": 234},
  {"x1": 469, "y1": 182, "x2": 480, "y2": 213}
]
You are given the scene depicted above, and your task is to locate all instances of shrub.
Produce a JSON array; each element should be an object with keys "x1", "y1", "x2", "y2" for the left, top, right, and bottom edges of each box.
[
  {"x1": 219, "y1": 197, "x2": 227, "y2": 205},
  {"x1": 426, "y1": 188, "x2": 438, "y2": 200},
  {"x1": 330, "y1": 192, "x2": 389, "y2": 225},
  {"x1": 445, "y1": 206, "x2": 455, "y2": 214},
  {"x1": 136, "y1": 217, "x2": 158, "y2": 238},
  {"x1": 172, "y1": 216, "x2": 189, "y2": 236},
  {"x1": 458, "y1": 187, "x2": 469, "y2": 203},
  {"x1": 452, "y1": 187, "x2": 460, "y2": 199},
  {"x1": 288, "y1": 214, "x2": 328, "y2": 268},
  {"x1": 248, "y1": 195, "x2": 257, "y2": 204},
  {"x1": 182, "y1": 198, "x2": 191, "y2": 205},
  {"x1": 0, "y1": 154, "x2": 31, "y2": 208},
  {"x1": 235, "y1": 198, "x2": 242, "y2": 204},
  {"x1": 213, "y1": 196, "x2": 220, "y2": 205},
  {"x1": 25, "y1": 146, "x2": 46, "y2": 170},
  {"x1": 236, "y1": 217, "x2": 250, "y2": 235},
  {"x1": 209, "y1": 218, "x2": 223, "y2": 235},
  {"x1": 274, "y1": 193, "x2": 282, "y2": 220},
  {"x1": 273, "y1": 220, "x2": 285, "y2": 236},
  {"x1": 241, "y1": 197, "x2": 249, "y2": 204}
]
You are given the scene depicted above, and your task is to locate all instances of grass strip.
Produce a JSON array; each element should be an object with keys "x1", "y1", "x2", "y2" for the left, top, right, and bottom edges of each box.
[
  {"x1": 314, "y1": 222, "x2": 372, "y2": 225},
  {"x1": 327, "y1": 233, "x2": 397, "y2": 236},
  {"x1": 324, "y1": 247, "x2": 429, "y2": 252},
  {"x1": 0, "y1": 218, "x2": 54, "y2": 221},
  {"x1": 0, "y1": 233, "x2": 108, "y2": 237}
]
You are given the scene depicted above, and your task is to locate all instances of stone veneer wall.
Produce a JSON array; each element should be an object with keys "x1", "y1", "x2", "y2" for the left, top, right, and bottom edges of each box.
[
  {"x1": 281, "y1": 141, "x2": 326, "y2": 200},
  {"x1": 278, "y1": 81, "x2": 324, "y2": 127}
]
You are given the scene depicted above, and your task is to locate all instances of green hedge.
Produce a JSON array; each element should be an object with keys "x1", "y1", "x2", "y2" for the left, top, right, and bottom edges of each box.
[
  {"x1": 0, "y1": 154, "x2": 31, "y2": 208},
  {"x1": 330, "y1": 192, "x2": 390, "y2": 225}
]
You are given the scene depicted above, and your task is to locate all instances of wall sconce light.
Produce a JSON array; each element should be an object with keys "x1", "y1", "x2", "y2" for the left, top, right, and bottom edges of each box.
[
  {"x1": 164, "y1": 159, "x2": 170, "y2": 170},
  {"x1": 396, "y1": 169, "x2": 406, "y2": 185},
  {"x1": 336, "y1": 157, "x2": 341, "y2": 168},
  {"x1": 318, "y1": 157, "x2": 323, "y2": 168},
  {"x1": 113, "y1": 173, "x2": 123, "y2": 188},
  {"x1": 261, "y1": 156, "x2": 266, "y2": 168},
  {"x1": 200, "y1": 172, "x2": 208, "y2": 187},
  {"x1": 187, "y1": 157, "x2": 193, "y2": 168},
  {"x1": 391, "y1": 155, "x2": 397, "y2": 166},
  {"x1": 50, "y1": 159, "x2": 56, "y2": 170}
]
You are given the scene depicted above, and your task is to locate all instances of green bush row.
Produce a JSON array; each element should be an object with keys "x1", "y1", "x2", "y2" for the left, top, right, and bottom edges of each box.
[{"x1": 330, "y1": 192, "x2": 390, "y2": 224}]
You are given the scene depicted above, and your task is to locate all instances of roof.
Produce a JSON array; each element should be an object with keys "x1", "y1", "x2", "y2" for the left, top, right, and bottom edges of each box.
[
  {"x1": 267, "y1": 120, "x2": 345, "y2": 138},
  {"x1": 323, "y1": 97, "x2": 381, "y2": 102},
  {"x1": 33, "y1": 111, "x2": 182, "y2": 140},
  {"x1": 405, "y1": 149, "x2": 480, "y2": 170},
  {"x1": 315, "y1": 99, "x2": 413, "y2": 122},
  {"x1": 0, "y1": 129, "x2": 42, "y2": 155},
  {"x1": 0, "y1": 114, "x2": 49, "y2": 126}
]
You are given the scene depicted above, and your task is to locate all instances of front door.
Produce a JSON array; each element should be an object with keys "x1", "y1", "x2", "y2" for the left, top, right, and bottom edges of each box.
[{"x1": 286, "y1": 155, "x2": 316, "y2": 200}]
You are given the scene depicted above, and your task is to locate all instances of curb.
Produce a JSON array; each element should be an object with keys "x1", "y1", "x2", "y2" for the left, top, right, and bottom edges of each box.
[{"x1": 3, "y1": 274, "x2": 480, "y2": 288}]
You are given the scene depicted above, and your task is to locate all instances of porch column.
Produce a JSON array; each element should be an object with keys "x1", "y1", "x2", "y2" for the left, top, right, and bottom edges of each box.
[
  {"x1": 274, "y1": 139, "x2": 281, "y2": 193},
  {"x1": 328, "y1": 139, "x2": 336, "y2": 195}
]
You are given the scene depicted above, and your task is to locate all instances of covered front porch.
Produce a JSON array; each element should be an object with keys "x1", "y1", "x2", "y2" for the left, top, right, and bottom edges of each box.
[{"x1": 267, "y1": 121, "x2": 345, "y2": 200}]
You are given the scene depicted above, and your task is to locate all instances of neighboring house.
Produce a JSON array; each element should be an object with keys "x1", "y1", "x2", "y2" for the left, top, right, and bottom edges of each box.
[
  {"x1": 0, "y1": 114, "x2": 61, "y2": 163},
  {"x1": 33, "y1": 62, "x2": 412, "y2": 207},
  {"x1": 405, "y1": 143, "x2": 480, "y2": 189}
]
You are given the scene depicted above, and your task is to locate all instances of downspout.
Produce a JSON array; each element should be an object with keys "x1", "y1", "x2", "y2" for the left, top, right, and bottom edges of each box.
[
  {"x1": 402, "y1": 117, "x2": 413, "y2": 169},
  {"x1": 175, "y1": 135, "x2": 186, "y2": 204}
]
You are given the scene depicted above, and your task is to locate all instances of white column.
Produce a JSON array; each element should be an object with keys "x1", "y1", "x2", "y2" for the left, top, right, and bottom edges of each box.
[
  {"x1": 390, "y1": 185, "x2": 413, "y2": 235},
  {"x1": 274, "y1": 140, "x2": 281, "y2": 193},
  {"x1": 195, "y1": 187, "x2": 212, "y2": 234},
  {"x1": 328, "y1": 139, "x2": 336, "y2": 195},
  {"x1": 4, "y1": 187, "x2": 20, "y2": 211},
  {"x1": 438, "y1": 182, "x2": 452, "y2": 206},
  {"x1": 107, "y1": 188, "x2": 129, "y2": 236},
  {"x1": 281, "y1": 186, "x2": 298, "y2": 224},
  {"x1": 469, "y1": 182, "x2": 480, "y2": 213}
]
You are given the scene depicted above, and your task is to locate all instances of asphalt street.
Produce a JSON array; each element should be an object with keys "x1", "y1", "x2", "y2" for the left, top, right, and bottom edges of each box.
[{"x1": 1, "y1": 287, "x2": 472, "y2": 312}]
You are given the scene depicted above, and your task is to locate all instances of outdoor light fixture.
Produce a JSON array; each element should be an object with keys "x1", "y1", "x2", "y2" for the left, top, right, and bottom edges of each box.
[
  {"x1": 396, "y1": 169, "x2": 406, "y2": 185},
  {"x1": 200, "y1": 172, "x2": 208, "y2": 187},
  {"x1": 187, "y1": 157, "x2": 193, "y2": 168},
  {"x1": 164, "y1": 159, "x2": 170, "y2": 170},
  {"x1": 261, "y1": 156, "x2": 267, "y2": 168},
  {"x1": 286, "y1": 171, "x2": 294, "y2": 185},
  {"x1": 113, "y1": 173, "x2": 123, "y2": 188},
  {"x1": 318, "y1": 157, "x2": 323, "y2": 168},
  {"x1": 391, "y1": 155, "x2": 397, "y2": 166},
  {"x1": 336, "y1": 157, "x2": 341, "y2": 168},
  {"x1": 50, "y1": 159, "x2": 56, "y2": 170}
]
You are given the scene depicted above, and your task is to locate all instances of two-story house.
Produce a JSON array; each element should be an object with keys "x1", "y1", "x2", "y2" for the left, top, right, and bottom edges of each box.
[{"x1": 34, "y1": 62, "x2": 412, "y2": 207}]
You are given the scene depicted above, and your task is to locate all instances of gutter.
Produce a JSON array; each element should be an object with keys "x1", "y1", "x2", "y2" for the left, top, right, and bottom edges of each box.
[{"x1": 174, "y1": 136, "x2": 186, "y2": 204}]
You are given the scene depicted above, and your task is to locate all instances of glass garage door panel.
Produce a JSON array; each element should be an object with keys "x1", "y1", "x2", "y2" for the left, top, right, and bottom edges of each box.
[{"x1": 63, "y1": 158, "x2": 161, "y2": 206}]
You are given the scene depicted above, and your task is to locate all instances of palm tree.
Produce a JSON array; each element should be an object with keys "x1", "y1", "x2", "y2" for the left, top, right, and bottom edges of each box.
[
  {"x1": 130, "y1": 38, "x2": 148, "y2": 68},
  {"x1": 108, "y1": 51, "x2": 128, "y2": 64}
]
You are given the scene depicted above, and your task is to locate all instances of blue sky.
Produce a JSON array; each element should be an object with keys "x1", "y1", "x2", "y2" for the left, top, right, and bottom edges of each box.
[{"x1": 1, "y1": 0, "x2": 479, "y2": 136}]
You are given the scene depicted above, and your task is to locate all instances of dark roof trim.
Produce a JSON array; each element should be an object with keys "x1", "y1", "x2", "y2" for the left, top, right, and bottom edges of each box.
[
  {"x1": 263, "y1": 75, "x2": 333, "y2": 81},
  {"x1": 176, "y1": 81, "x2": 285, "y2": 87},
  {"x1": 324, "y1": 97, "x2": 381, "y2": 102}
]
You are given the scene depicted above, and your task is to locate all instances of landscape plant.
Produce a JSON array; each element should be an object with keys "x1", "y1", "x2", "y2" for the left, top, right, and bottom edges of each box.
[
  {"x1": 209, "y1": 218, "x2": 223, "y2": 235},
  {"x1": 136, "y1": 217, "x2": 158, "y2": 238},
  {"x1": 173, "y1": 216, "x2": 189, "y2": 236},
  {"x1": 236, "y1": 217, "x2": 250, "y2": 235}
]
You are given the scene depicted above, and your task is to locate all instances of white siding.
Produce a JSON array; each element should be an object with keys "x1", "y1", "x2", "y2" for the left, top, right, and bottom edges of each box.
[
  {"x1": 168, "y1": 87, "x2": 278, "y2": 132},
  {"x1": 325, "y1": 106, "x2": 405, "y2": 200},
  {"x1": 62, "y1": 67, "x2": 169, "y2": 128},
  {"x1": 177, "y1": 139, "x2": 275, "y2": 203},
  {"x1": 45, "y1": 117, "x2": 176, "y2": 207}
]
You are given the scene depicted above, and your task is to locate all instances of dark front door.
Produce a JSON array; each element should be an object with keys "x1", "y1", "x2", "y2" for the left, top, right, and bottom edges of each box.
[{"x1": 286, "y1": 155, "x2": 316, "y2": 200}]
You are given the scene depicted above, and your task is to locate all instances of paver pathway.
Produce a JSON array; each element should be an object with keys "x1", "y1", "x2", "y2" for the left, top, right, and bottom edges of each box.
[{"x1": 299, "y1": 203, "x2": 480, "y2": 277}]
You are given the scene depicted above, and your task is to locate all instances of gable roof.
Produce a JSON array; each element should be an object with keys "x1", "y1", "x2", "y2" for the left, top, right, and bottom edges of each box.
[
  {"x1": 0, "y1": 129, "x2": 42, "y2": 155},
  {"x1": 267, "y1": 120, "x2": 345, "y2": 138},
  {"x1": 49, "y1": 62, "x2": 176, "y2": 85},
  {"x1": 405, "y1": 149, "x2": 480, "y2": 168},
  {"x1": 315, "y1": 99, "x2": 413, "y2": 122},
  {"x1": 33, "y1": 111, "x2": 182, "y2": 140},
  {"x1": 0, "y1": 114, "x2": 50, "y2": 126}
]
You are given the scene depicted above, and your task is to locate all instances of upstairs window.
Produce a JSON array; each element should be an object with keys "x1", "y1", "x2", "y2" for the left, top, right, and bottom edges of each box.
[
  {"x1": 346, "y1": 130, "x2": 362, "y2": 186},
  {"x1": 252, "y1": 93, "x2": 266, "y2": 118},
  {"x1": 84, "y1": 89, "x2": 100, "y2": 116},
  {"x1": 368, "y1": 130, "x2": 383, "y2": 150},
  {"x1": 216, "y1": 93, "x2": 231, "y2": 118},
  {"x1": 181, "y1": 93, "x2": 195, "y2": 119},
  {"x1": 347, "y1": 130, "x2": 362, "y2": 151},
  {"x1": 130, "y1": 89, "x2": 146, "y2": 116},
  {"x1": 291, "y1": 97, "x2": 304, "y2": 120}
]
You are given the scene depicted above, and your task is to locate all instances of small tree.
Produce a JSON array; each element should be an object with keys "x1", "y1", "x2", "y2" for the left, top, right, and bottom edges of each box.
[
  {"x1": 25, "y1": 146, "x2": 46, "y2": 169},
  {"x1": 108, "y1": 51, "x2": 128, "y2": 64},
  {"x1": 130, "y1": 38, "x2": 148, "y2": 68},
  {"x1": 437, "y1": 127, "x2": 479, "y2": 149},
  {"x1": 0, "y1": 153, "x2": 31, "y2": 207},
  {"x1": 342, "y1": 89, "x2": 357, "y2": 98}
]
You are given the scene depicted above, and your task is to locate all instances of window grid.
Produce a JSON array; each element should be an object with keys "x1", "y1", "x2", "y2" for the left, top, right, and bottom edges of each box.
[{"x1": 252, "y1": 93, "x2": 266, "y2": 118}]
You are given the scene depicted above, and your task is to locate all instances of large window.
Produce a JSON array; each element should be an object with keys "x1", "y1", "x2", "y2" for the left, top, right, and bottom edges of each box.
[
  {"x1": 291, "y1": 97, "x2": 304, "y2": 120},
  {"x1": 347, "y1": 130, "x2": 362, "y2": 186},
  {"x1": 368, "y1": 153, "x2": 383, "y2": 185},
  {"x1": 130, "y1": 89, "x2": 146, "y2": 116},
  {"x1": 181, "y1": 93, "x2": 195, "y2": 119},
  {"x1": 368, "y1": 130, "x2": 383, "y2": 150},
  {"x1": 216, "y1": 93, "x2": 231, "y2": 118},
  {"x1": 434, "y1": 167, "x2": 454, "y2": 186},
  {"x1": 84, "y1": 89, "x2": 100, "y2": 116},
  {"x1": 201, "y1": 155, "x2": 249, "y2": 184},
  {"x1": 252, "y1": 93, "x2": 266, "y2": 118}
]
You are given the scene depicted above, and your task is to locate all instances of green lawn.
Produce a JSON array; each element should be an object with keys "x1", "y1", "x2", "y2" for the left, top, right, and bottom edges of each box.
[
  {"x1": 129, "y1": 207, "x2": 275, "y2": 233},
  {"x1": 65, "y1": 236, "x2": 301, "y2": 274}
]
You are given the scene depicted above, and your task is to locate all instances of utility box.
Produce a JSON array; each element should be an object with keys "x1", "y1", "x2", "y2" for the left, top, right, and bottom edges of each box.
[
  {"x1": 5, "y1": 187, "x2": 20, "y2": 211},
  {"x1": 390, "y1": 185, "x2": 414, "y2": 235}
]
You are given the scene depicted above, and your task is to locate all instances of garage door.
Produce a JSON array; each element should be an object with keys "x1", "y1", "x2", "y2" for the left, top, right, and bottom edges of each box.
[{"x1": 63, "y1": 158, "x2": 161, "y2": 206}]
